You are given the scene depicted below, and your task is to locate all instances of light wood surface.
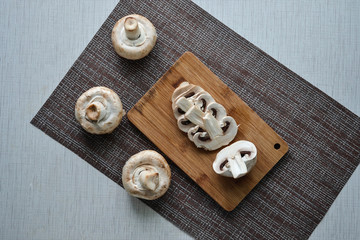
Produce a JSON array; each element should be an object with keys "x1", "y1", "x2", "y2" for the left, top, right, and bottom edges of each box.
[
  {"x1": 0, "y1": 0, "x2": 358, "y2": 239},
  {"x1": 128, "y1": 52, "x2": 288, "y2": 211}
]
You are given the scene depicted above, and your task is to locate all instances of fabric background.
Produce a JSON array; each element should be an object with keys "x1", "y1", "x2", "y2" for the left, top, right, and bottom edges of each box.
[{"x1": 31, "y1": 0, "x2": 360, "y2": 239}]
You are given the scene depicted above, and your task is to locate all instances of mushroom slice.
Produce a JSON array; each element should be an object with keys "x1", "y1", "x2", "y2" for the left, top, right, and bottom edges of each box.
[
  {"x1": 206, "y1": 102, "x2": 227, "y2": 120},
  {"x1": 187, "y1": 125, "x2": 206, "y2": 142},
  {"x1": 177, "y1": 115, "x2": 196, "y2": 133},
  {"x1": 122, "y1": 150, "x2": 171, "y2": 200},
  {"x1": 193, "y1": 116, "x2": 238, "y2": 151},
  {"x1": 171, "y1": 82, "x2": 205, "y2": 104},
  {"x1": 112, "y1": 14, "x2": 157, "y2": 60},
  {"x1": 194, "y1": 93, "x2": 215, "y2": 112},
  {"x1": 75, "y1": 86, "x2": 124, "y2": 134},
  {"x1": 213, "y1": 140, "x2": 257, "y2": 178}
]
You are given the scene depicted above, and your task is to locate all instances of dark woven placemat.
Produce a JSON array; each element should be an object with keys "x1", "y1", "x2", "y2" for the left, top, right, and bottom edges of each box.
[{"x1": 31, "y1": 0, "x2": 360, "y2": 239}]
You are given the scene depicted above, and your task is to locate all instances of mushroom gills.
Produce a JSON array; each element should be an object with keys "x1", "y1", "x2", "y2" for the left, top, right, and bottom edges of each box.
[
  {"x1": 211, "y1": 108, "x2": 217, "y2": 118},
  {"x1": 177, "y1": 108, "x2": 185, "y2": 114},
  {"x1": 219, "y1": 160, "x2": 229, "y2": 170},
  {"x1": 177, "y1": 115, "x2": 196, "y2": 132},
  {"x1": 184, "y1": 92, "x2": 195, "y2": 98},
  {"x1": 194, "y1": 93, "x2": 215, "y2": 112},
  {"x1": 198, "y1": 132, "x2": 210, "y2": 141},
  {"x1": 206, "y1": 102, "x2": 226, "y2": 120},
  {"x1": 221, "y1": 121, "x2": 230, "y2": 133},
  {"x1": 187, "y1": 126, "x2": 205, "y2": 142}
]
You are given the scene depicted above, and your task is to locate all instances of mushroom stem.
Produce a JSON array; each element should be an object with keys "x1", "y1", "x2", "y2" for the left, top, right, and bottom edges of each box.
[
  {"x1": 139, "y1": 171, "x2": 159, "y2": 191},
  {"x1": 86, "y1": 102, "x2": 105, "y2": 122},
  {"x1": 228, "y1": 152, "x2": 247, "y2": 178},
  {"x1": 124, "y1": 17, "x2": 141, "y2": 40}
]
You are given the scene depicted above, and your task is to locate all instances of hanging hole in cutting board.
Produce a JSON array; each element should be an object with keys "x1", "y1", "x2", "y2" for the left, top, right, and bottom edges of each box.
[{"x1": 274, "y1": 143, "x2": 281, "y2": 150}]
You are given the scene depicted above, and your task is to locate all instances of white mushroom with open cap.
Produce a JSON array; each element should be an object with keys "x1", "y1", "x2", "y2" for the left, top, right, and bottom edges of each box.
[
  {"x1": 122, "y1": 150, "x2": 171, "y2": 200},
  {"x1": 112, "y1": 14, "x2": 157, "y2": 60},
  {"x1": 172, "y1": 82, "x2": 238, "y2": 151},
  {"x1": 75, "y1": 86, "x2": 124, "y2": 134},
  {"x1": 213, "y1": 140, "x2": 257, "y2": 178}
]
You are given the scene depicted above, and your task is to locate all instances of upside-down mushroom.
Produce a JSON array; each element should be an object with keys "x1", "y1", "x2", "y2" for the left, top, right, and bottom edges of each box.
[
  {"x1": 122, "y1": 150, "x2": 171, "y2": 200},
  {"x1": 75, "y1": 86, "x2": 124, "y2": 134},
  {"x1": 213, "y1": 140, "x2": 257, "y2": 178},
  {"x1": 112, "y1": 14, "x2": 157, "y2": 60}
]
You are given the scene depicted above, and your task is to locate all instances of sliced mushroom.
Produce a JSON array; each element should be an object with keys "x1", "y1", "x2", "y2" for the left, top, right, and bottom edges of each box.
[
  {"x1": 172, "y1": 82, "x2": 238, "y2": 151},
  {"x1": 213, "y1": 140, "x2": 257, "y2": 178},
  {"x1": 171, "y1": 82, "x2": 205, "y2": 104},
  {"x1": 173, "y1": 96, "x2": 193, "y2": 119},
  {"x1": 112, "y1": 14, "x2": 157, "y2": 60},
  {"x1": 206, "y1": 102, "x2": 226, "y2": 120},
  {"x1": 194, "y1": 93, "x2": 215, "y2": 112},
  {"x1": 122, "y1": 150, "x2": 171, "y2": 200},
  {"x1": 177, "y1": 115, "x2": 196, "y2": 132},
  {"x1": 187, "y1": 125, "x2": 205, "y2": 142},
  {"x1": 75, "y1": 87, "x2": 124, "y2": 134},
  {"x1": 193, "y1": 115, "x2": 238, "y2": 151}
]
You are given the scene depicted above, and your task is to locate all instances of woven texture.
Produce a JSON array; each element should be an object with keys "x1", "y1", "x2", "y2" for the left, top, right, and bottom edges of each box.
[{"x1": 31, "y1": 0, "x2": 360, "y2": 239}]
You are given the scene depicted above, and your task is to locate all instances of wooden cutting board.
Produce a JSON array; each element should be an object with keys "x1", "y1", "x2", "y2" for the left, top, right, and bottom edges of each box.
[{"x1": 127, "y1": 52, "x2": 288, "y2": 211}]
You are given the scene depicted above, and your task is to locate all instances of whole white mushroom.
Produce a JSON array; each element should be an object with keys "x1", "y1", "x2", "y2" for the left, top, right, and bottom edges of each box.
[
  {"x1": 122, "y1": 150, "x2": 171, "y2": 200},
  {"x1": 112, "y1": 14, "x2": 157, "y2": 60},
  {"x1": 75, "y1": 86, "x2": 124, "y2": 134}
]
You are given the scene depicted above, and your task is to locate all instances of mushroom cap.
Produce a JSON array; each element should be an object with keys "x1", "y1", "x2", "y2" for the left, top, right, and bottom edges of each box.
[
  {"x1": 122, "y1": 150, "x2": 171, "y2": 200},
  {"x1": 213, "y1": 140, "x2": 257, "y2": 178},
  {"x1": 112, "y1": 14, "x2": 157, "y2": 60},
  {"x1": 75, "y1": 86, "x2": 124, "y2": 134}
]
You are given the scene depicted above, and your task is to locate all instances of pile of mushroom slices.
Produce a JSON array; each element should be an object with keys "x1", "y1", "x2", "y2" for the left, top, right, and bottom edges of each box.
[
  {"x1": 172, "y1": 82, "x2": 258, "y2": 179},
  {"x1": 172, "y1": 82, "x2": 238, "y2": 151}
]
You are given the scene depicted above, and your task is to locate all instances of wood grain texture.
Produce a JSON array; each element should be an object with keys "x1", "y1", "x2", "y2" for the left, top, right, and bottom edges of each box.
[
  {"x1": 0, "y1": 0, "x2": 359, "y2": 240},
  {"x1": 128, "y1": 52, "x2": 288, "y2": 211}
]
